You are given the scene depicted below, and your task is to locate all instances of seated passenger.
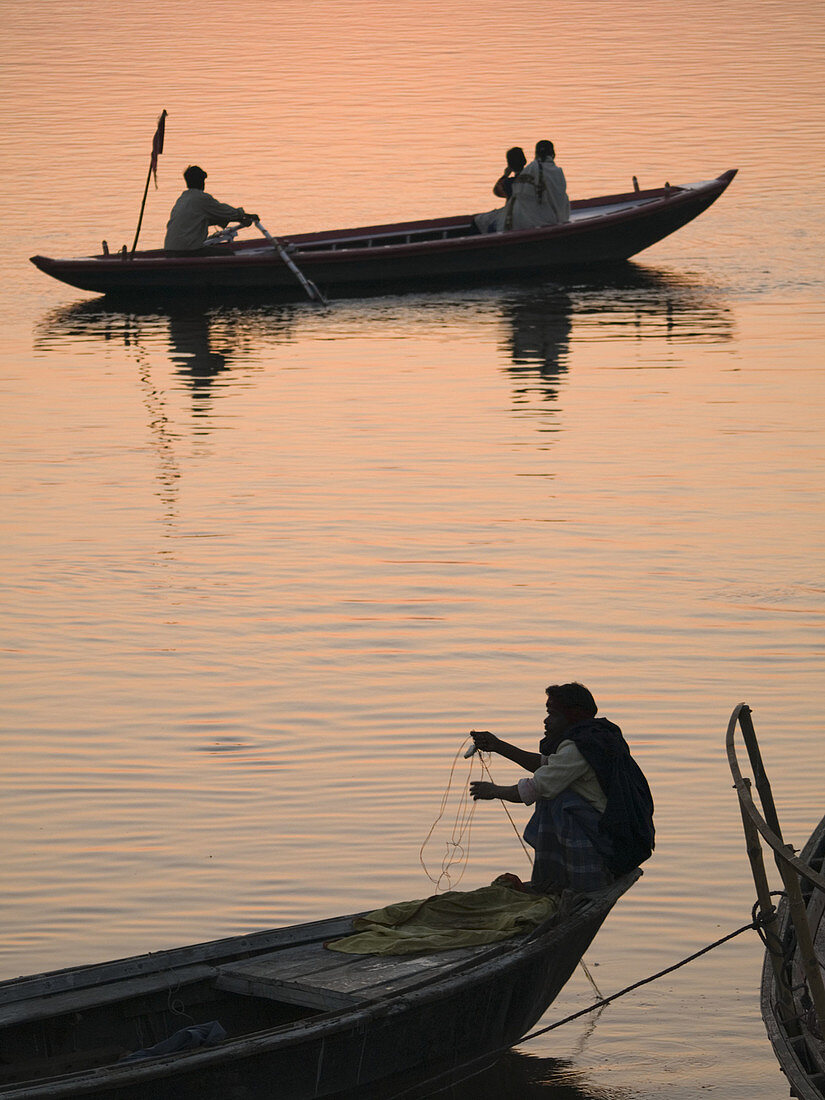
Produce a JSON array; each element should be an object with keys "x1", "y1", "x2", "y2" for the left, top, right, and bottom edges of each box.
[
  {"x1": 493, "y1": 146, "x2": 527, "y2": 199},
  {"x1": 474, "y1": 146, "x2": 527, "y2": 234},
  {"x1": 164, "y1": 165, "x2": 259, "y2": 252},
  {"x1": 504, "y1": 140, "x2": 570, "y2": 231}
]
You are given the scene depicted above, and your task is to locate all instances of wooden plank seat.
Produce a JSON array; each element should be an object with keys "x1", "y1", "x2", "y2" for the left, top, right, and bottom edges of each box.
[{"x1": 215, "y1": 940, "x2": 490, "y2": 1012}]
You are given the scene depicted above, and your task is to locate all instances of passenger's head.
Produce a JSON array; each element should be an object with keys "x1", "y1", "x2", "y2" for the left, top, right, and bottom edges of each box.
[
  {"x1": 535, "y1": 140, "x2": 556, "y2": 162},
  {"x1": 183, "y1": 165, "x2": 208, "y2": 189},
  {"x1": 506, "y1": 146, "x2": 527, "y2": 173}
]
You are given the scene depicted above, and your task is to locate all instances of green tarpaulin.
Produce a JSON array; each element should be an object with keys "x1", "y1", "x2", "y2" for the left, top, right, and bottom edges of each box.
[{"x1": 327, "y1": 881, "x2": 558, "y2": 956}]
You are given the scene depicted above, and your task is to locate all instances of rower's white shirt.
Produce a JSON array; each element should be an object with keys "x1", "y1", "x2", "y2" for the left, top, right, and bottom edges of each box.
[
  {"x1": 517, "y1": 739, "x2": 607, "y2": 811},
  {"x1": 164, "y1": 189, "x2": 246, "y2": 251}
]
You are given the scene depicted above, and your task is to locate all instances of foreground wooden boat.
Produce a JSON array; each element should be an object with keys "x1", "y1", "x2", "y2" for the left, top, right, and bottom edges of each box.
[
  {"x1": 30, "y1": 170, "x2": 737, "y2": 301},
  {"x1": 727, "y1": 704, "x2": 825, "y2": 1100},
  {"x1": 0, "y1": 874, "x2": 638, "y2": 1099}
]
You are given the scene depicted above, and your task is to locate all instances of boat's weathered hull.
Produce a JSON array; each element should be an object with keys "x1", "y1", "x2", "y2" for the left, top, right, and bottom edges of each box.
[
  {"x1": 761, "y1": 814, "x2": 825, "y2": 1100},
  {"x1": 0, "y1": 873, "x2": 638, "y2": 1099},
  {"x1": 30, "y1": 171, "x2": 736, "y2": 300}
]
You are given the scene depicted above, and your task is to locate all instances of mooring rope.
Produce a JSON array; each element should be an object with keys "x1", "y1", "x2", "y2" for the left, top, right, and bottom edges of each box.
[{"x1": 385, "y1": 916, "x2": 761, "y2": 1099}]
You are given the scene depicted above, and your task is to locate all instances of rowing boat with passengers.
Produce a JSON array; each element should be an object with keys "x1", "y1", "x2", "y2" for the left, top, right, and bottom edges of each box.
[{"x1": 30, "y1": 170, "x2": 737, "y2": 301}]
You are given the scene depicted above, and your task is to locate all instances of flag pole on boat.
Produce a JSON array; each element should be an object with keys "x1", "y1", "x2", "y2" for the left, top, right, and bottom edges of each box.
[
  {"x1": 255, "y1": 221, "x2": 328, "y2": 305},
  {"x1": 131, "y1": 110, "x2": 167, "y2": 256}
]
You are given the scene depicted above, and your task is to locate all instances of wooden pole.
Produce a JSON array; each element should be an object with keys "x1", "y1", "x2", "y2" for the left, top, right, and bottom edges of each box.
[
  {"x1": 735, "y1": 777, "x2": 797, "y2": 1029},
  {"x1": 131, "y1": 110, "x2": 167, "y2": 257},
  {"x1": 131, "y1": 162, "x2": 154, "y2": 256},
  {"x1": 728, "y1": 704, "x2": 825, "y2": 1038}
]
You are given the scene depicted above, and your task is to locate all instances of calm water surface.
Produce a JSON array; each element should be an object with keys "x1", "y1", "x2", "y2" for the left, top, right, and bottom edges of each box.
[{"x1": 2, "y1": 2, "x2": 825, "y2": 1097}]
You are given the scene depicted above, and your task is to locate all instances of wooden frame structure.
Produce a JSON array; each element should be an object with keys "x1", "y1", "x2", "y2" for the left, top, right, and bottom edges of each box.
[{"x1": 726, "y1": 702, "x2": 825, "y2": 1088}]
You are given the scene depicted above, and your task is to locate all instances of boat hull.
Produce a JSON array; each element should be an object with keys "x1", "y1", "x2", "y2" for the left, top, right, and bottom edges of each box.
[
  {"x1": 0, "y1": 873, "x2": 638, "y2": 1098},
  {"x1": 31, "y1": 172, "x2": 737, "y2": 301}
]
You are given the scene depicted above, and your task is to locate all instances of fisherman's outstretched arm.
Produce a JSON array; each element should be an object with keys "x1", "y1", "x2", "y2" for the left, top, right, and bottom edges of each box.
[{"x1": 470, "y1": 730, "x2": 541, "y2": 772}]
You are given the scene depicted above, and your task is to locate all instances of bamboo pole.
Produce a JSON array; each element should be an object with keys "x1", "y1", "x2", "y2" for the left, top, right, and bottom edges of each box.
[
  {"x1": 727, "y1": 704, "x2": 825, "y2": 1038},
  {"x1": 131, "y1": 110, "x2": 167, "y2": 257},
  {"x1": 131, "y1": 162, "x2": 154, "y2": 256},
  {"x1": 735, "y1": 777, "x2": 797, "y2": 1029}
]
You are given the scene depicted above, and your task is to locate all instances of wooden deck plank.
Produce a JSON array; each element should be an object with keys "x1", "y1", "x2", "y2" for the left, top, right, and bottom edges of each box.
[
  {"x1": 0, "y1": 914, "x2": 357, "y2": 1007},
  {"x1": 215, "y1": 939, "x2": 497, "y2": 1010}
]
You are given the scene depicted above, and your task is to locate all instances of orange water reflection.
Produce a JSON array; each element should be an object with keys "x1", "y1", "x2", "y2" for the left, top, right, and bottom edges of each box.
[{"x1": 4, "y1": 4, "x2": 825, "y2": 1099}]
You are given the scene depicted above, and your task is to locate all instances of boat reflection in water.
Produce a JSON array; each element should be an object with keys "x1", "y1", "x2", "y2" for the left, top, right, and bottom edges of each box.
[
  {"x1": 33, "y1": 267, "x2": 734, "y2": 508},
  {"x1": 458, "y1": 1050, "x2": 627, "y2": 1099},
  {"x1": 374, "y1": 1048, "x2": 633, "y2": 1100},
  {"x1": 166, "y1": 312, "x2": 231, "y2": 393},
  {"x1": 37, "y1": 264, "x2": 734, "y2": 409}
]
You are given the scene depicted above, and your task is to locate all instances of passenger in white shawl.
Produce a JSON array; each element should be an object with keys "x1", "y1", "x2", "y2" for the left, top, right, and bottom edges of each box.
[
  {"x1": 504, "y1": 140, "x2": 570, "y2": 231},
  {"x1": 474, "y1": 147, "x2": 527, "y2": 233}
]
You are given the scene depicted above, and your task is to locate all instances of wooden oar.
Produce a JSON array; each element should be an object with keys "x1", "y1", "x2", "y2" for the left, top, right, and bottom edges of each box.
[{"x1": 254, "y1": 221, "x2": 327, "y2": 305}]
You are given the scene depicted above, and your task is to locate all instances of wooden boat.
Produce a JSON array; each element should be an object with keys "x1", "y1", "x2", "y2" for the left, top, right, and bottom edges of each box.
[
  {"x1": 30, "y1": 170, "x2": 737, "y2": 301},
  {"x1": 727, "y1": 704, "x2": 825, "y2": 1100},
  {"x1": 0, "y1": 873, "x2": 638, "y2": 1099},
  {"x1": 760, "y1": 813, "x2": 825, "y2": 1100}
]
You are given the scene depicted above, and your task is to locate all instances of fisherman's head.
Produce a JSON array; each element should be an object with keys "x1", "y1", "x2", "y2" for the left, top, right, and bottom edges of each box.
[
  {"x1": 506, "y1": 146, "x2": 527, "y2": 173},
  {"x1": 543, "y1": 682, "x2": 597, "y2": 742},
  {"x1": 183, "y1": 165, "x2": 207, "y2": 190},
  {"x1": 535, "y1": 140, "x2": 556, "y2": 162}
]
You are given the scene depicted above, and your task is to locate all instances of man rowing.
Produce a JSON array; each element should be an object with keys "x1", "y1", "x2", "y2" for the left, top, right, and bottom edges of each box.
[{"x1": 164, "y1": 165, "x2": 259, "y2": 252}]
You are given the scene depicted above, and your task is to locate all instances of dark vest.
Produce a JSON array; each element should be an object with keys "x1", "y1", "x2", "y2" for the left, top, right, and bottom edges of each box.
[{"x1": 542, "y1": 718, "x2": 655, "y2": 875}]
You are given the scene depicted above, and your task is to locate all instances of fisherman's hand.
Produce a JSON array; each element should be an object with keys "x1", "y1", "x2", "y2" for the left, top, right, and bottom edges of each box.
[
  {"x1": 470, "y1": 781, "x2": 497, "y2": 801},
  {"x1": 470, "y1": 729, "x2": 500, "y2": 754}
]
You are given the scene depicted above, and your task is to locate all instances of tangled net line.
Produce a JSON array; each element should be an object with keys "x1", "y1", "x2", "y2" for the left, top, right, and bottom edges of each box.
[{"x1": 418, "y1": 737, "x2": 532, "y2": 893}]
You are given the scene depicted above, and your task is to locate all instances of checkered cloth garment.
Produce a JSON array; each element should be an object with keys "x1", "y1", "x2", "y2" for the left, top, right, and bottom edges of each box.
[{"x1": 524, "y1": 788, "x2": 616, "y2": 893}]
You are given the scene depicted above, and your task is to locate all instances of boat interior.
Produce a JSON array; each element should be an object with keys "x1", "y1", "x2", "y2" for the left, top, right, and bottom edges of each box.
[
  {"x1": 0, "y1": 971, "x2": 310, "y2": 1085},
  {"x1": 0, "y1": 935, "x2": 498, "y2": 1086},
  {"x1": 80, "y1": 181, "x2": 681, "y2": 264},
  {"x1": 269, "y1": 189, "x2": 671, "y2": 256}
]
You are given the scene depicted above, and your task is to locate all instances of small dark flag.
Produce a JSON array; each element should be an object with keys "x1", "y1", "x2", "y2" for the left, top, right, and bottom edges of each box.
[{"x1": 150, "y1": 110, "x2": 167, "y2": 189}]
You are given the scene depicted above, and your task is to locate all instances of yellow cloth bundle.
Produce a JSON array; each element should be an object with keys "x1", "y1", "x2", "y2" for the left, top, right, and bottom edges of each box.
[{"x1": 327, "y1": 881, "x2": 558, "y2": 956}]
